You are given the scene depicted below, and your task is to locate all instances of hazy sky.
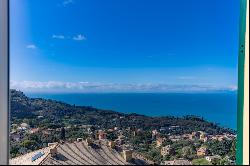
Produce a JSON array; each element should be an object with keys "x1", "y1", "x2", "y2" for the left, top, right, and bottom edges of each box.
[{"x1": 10, "y1": 0, "x2": 240, "y2": 92}]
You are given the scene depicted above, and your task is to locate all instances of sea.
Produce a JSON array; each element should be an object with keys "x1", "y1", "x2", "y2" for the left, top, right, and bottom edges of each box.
[{"x1": 27, "y1": 92, "x2": 237, "y2": 130}]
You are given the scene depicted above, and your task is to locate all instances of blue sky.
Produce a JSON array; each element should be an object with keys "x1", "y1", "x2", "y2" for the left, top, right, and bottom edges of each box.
[{"x1": 10, "y1": 0, "x2": 240, "y2": 93}]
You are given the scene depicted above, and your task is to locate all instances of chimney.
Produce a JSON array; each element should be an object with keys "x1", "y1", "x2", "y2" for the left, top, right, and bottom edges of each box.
[
  {"x1": 123, "y1": 150, "x2": 133, "y2": 162},
  {"x1": 77, "y1": 138, "x2": 83, "y2": 142},
  {"x1": 50, "y1": 147, "x2": 58, "y2": 157},
  {"x1": 86, "y1": 138, "x2": 93, "y2": 146},
  {"x1": 108, "y1": 141, "x2": 116, "y2": 149},
  {"x1": 48, "y1": 142, "x2": 58, "y2": 147}
]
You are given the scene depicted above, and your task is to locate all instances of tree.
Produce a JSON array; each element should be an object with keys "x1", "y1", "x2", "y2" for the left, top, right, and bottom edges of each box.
[
  {"x1": 230, "y1": 139, "x2": 236, "y2": 160},
  {"x1": 147, "y1": 148, "x2": 162, "y2": 163},
  {"x1": 182, "y1": 146, "x2": 196, "y2": 160},
  {"x1": 60, "y1": 127, "x2": 66, "y2": 140},
  {"x1": 21, "y1": 140, "x2": 37, "y2": 150},
  {"x1": 210, "y1": 140, "x2": 233, "y2": 156},
  {"x1": 192, "y1": 158, "x2": 211, "y2": 165}
]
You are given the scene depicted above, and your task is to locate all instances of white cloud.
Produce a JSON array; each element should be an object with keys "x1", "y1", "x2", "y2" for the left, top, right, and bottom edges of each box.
[
  {"x1": 26, "y1": 44, "x2": 37, "y2": 49},
  {"x1": 62, "y1": 0, "x2": 74, "y2": 6},
  {"x1": 10, "y1": 80, "x2": 238, "y2": 93},
  {"x1": 228, "y1": 85, "x2": 238, "y2": 91},
  {"x1": 73, "y1": 34, "x2": 86, "y2": 41},
  {"x1": 51, "y1": 34, "x2": 86, "y2": 41},
  {"x1": 52, "y1": 35, "x2": 65, "y2": 39},
  {"x1": 178, "y1": 76, "x2": 196, "y2": 80}
]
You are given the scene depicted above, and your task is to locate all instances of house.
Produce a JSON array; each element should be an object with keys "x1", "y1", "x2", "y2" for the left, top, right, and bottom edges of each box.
[
  {"x1": 217, "y1": 136, "x2": 225, "y2": 142},
  {"x1": 11, "y1": 133, "x2": 21, "y2": 142},
  {"x1": 17, "y1": 126, "x2": 28, "y2": 132},
  {"x1": 42, "y1": 130, "x2": 51, "y2": 135},
  {"x1": 198, "y1": 132, "x2": 208, "y2": 142},
  {"x1": 98, "y1": 130, "x2": 107, "y2": 140},
  {"x1": 224, "y1": 133, "x2": 236, "y2": 140},
  {"x1": 161, "y1": 145, "x2": 174, "y2": 156},
  {"x1": 206, "y1": 155, "x2": 222, "y2": 163},
  {"x1": 29, "y1": 128, "x2": 39, "y2": 134},
  {"x1": 211, "y1": 135, "x2": 225, "y2": 142},
  {"x1": 169, "y1": 135, "x2": 181, "y2": 142},
  {"x1": 11, "y1": 124, "x2": 18, "y2": 130},
  {"x1": 203, "y1": 137, "x2": 208, "y2": 142},
  {"x1": 199, "y1": 132, "x2": 206, "y2": 140},
  {"x1": 152, "y1": 129, "x2": 158, "y2": 140},
  {"x1": 197, "y1": 147, "x2": 208, "y2": 157},
  {"x1": 156, "y1": 137, "x2": 166, "y2": 147},
  {"x1": 20, "y1": 123, "x2": 30, "y2": 129},
  {"x1": 161, "y1": 159, "x2": 192, "y2": 165},
  {"x1": 190, "y1": 132, "x2": 200, "y2": 140}
]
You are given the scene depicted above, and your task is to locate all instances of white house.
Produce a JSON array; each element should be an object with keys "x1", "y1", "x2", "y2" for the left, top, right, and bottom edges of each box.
[{"x1": 206, "y1": 155, "x2": 221, "y2": 162}]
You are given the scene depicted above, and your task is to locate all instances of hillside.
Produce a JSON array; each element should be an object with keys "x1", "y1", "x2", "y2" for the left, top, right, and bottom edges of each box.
[
  {"x1": 10, "y1": 90, "x2": 237, "y2": 164},
  {"x1": 10, "y1": 89, "x2": 234, "y2": 135}
]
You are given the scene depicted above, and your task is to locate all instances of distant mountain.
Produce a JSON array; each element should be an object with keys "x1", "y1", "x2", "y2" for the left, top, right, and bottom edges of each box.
[{"x1": 10, "y1": 89, "x2": 235, "y2": 135}]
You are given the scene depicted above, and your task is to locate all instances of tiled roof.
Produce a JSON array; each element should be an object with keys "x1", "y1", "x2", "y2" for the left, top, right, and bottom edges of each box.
[{"x1": 10, "y1": 141, "x2": 149, "y2": 165}]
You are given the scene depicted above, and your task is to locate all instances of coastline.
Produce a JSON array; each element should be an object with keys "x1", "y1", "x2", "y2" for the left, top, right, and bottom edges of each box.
[{"x1": 25, "y1": 92, "x2": 237, "y2": 130}]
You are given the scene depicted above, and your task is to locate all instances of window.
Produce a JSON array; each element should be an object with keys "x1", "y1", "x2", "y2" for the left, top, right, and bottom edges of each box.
[{"x1": 0, "y1": 0, "x2": 248, "y2": 165}]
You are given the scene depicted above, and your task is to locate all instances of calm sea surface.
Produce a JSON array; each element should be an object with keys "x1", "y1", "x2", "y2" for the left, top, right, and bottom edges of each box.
[{"x1": 27, "y1": 93, "x2": 237, "y2": 130}]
